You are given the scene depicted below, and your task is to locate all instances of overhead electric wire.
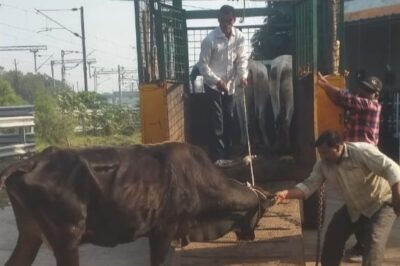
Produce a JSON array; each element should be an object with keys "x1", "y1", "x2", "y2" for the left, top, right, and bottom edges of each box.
[
  {"x1": 0, "y1": 22, "x2": 136, "y2": 63},
  {"x1": 1, "y1": 2, "x2": 139, "y2": 88},
  {"x1": 0, "y1": 21, "x2": 82, "y2": 47},
  {"x1": 0, "y1": 2, "x2": 36, "y2": 14},
  {"x1": 35, "y1": 9, "x2": 81, "y2": 38}
]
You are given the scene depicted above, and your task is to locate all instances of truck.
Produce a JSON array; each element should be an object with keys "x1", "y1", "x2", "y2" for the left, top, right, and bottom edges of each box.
[{"x1": 133, "y1": 1, "x2": 350, "y2": 264}]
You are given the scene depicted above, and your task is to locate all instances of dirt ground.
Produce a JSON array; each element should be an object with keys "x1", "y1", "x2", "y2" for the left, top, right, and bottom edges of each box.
[{"x1": 0, "y1": 184, "x2": 399, "y2": 265}]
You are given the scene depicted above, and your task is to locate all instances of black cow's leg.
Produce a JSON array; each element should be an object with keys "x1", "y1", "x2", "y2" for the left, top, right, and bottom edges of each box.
[
  {"x1": 149, "y1": 232, "x2": 174, "y2": 266},
  {"x1": 54, "y1": 248, "x2": 79, "y2": 266},
  {"x1": 37, "y1": 221, "x2": 81, "y2": 266},
  {"x1": 6, "y1": 191, "x2": 43, "y2": 266},
  {"x1": 5, "y1": 234, "x2": 42, "y2": 266}
]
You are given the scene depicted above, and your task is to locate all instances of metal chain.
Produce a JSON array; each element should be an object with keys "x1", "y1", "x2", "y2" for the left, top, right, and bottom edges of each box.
[{"x1": 315, "y1": 182, "x2": 326, "y2": 266}]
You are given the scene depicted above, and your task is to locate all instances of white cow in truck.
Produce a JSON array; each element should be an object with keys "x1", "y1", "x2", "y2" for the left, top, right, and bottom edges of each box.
[
  {"x1": 235, "y1": 59, "x2": 271, "y2": 149},
  {"x1": 269, "y1": 55, "x2": 294, "y2": 151}
]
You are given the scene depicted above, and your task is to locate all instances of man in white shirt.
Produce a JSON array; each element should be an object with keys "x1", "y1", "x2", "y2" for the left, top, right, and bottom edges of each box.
[
  {"x1": 198, "y1": 5, "x2": 248, "y2": 167},
  {"x1": 275, "y1": 130, "x2": 400, "y2": 266}
]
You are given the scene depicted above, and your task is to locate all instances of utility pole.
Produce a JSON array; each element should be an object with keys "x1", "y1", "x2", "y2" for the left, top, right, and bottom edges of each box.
[
  {"x1": 14, "y1": 59, "x2": 19, "y2": 92},
  {"x1": 32, "y1": 49, "x2": 39, "y2": 72},
  {"x1": 0, "y1": 45, "x2": 47, "y2": 72},
  {"x1": 60, "y1": 50, "x2": 80, "y2": 86},
  {"x1": 93, "y1": 67, "x2": 98, "y2": 91},
  {"x1": 61, "y1": 50, "x2": 65, "y2": 85},
  {"x1": 80, "y1": 6, "x2": 88, "y2": 92},
  {"x1": 94, "y1": 67, "x2": 135, "y2": 102},
  {"x1": 36, "y1": 8, "x2": 89, "y2": 90},
  {"x1": 51, "y1": 60, "x2": 55, "y2": 89},
  {"x1": 118, "y1": 65, "x2": 122, "y2": 106},
  {"x1": 50, "y1": 57, "x2": 96, "y2": 90}
]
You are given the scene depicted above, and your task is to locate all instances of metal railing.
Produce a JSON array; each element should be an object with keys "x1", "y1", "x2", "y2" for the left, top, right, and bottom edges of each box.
[{"x1": 0, "y1": 105, "x2": 35, "y2": 158}]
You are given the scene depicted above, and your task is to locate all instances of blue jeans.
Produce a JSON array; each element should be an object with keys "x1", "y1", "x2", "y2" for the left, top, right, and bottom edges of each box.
[{"x1": 321, "y1": 203, "x2": 397, "y2": 266}]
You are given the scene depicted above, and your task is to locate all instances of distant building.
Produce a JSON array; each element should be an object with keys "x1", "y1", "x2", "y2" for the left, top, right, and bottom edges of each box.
[
  {"x1": 101, "y1": 91, "x2": 139, "y2": 109},
  {"x1": 344, "y1": 0, "x2": 400, "y2": 91},
  {"x1": 344, "y1": 0, "x2": 400, "y2": 161}
]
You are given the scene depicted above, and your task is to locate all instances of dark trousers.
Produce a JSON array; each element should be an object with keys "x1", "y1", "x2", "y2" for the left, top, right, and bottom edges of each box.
[
  {"x1": 321, "y1": 204, "x2": 397, "y2": 266},
  {"x1": 205, "y1": 85, "x2": 234, "y2": 161}
]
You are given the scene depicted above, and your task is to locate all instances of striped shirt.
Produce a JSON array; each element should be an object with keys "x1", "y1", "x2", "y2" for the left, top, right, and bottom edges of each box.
[
  {"x1": 296, "y1": 142, "x2": 400, "y2": 222},
  {"x1": 338, "y1": 90, "x2": 381, "y2": 145}
]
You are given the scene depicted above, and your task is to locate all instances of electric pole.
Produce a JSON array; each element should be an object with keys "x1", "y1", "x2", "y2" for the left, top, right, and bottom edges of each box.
[
  {"x1": 51, "y1": 60, "x2": 55, "y2": 89},
  {"x1": 51, "y1": 58, "x2": 96, "y2": 89},
  {"x1": 36, "y1": 8, "x2": 89, "y2": 90},
  {"x1": 0, "y1": 45, "x2": 47, "y2": 72},
  {"x1": 14, "y1": 59, "x2": 19, "y2": 92},
  {"x1": 80, "y1": 6, "x2": 88, "y2": 92},
  {"x1": 61, "y1": 50, "x2": 80, "y2": 86},
  {"x1": 61, "y1": 50, "x2": 65, "y2": 85},
  {"x1": 118, "y1": 65, "x2": 122, "y2": 105}
]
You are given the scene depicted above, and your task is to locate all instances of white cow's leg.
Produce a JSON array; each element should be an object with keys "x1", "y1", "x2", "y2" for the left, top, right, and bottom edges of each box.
[
  {"x1": 257, "y1": 104, "x2": 270, "y2": 148},
  {"x1": 234, "y1": 93, "x2": 246, "y2": 146}
]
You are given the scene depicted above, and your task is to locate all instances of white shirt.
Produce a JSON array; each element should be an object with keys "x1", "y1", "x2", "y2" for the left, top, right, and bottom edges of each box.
[{"x1": 198, "y1": 26, "x2": 248, "y2": 95}]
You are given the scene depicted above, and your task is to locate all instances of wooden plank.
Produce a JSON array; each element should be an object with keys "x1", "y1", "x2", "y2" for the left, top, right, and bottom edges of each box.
[{"x1": 177, "y1": 181, "x2": 305, "y2": 266}]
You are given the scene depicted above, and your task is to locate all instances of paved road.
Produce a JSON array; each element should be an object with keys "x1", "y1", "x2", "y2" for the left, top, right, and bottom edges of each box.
[{"x1": 0, "y1": 202, "x2": 151, "y2": 266}]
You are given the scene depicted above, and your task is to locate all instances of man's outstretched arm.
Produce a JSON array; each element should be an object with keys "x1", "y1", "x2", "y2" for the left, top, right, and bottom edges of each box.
[{"x1": 275, "y1": 188, "x2": 305, "y2": 203}]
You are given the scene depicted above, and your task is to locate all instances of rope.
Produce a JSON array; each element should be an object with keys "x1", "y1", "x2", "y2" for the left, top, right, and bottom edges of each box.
[{"x1": 242, "y1": 86, "x2": 255, "y2": 186}]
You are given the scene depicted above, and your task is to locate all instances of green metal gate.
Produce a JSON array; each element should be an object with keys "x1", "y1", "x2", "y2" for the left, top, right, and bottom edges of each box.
[
  {"x1": 134, "y1": 0, "x2": 188, "y2": 143},
  {"x1": 134, "y1": 0, "x2": 189, "y2": 84},
  {"x1": 294, "y1": 0, "x2": 345, "y2": 78},
  {"x1": 294, "y1": 0, "x2": 317, "y2": 79},
  {"x1": 187, "y1": 25, "x2": 266, "y2": 69},
  {"x1": 155, "y1": 3, "x2": 189, "y2": 83}
]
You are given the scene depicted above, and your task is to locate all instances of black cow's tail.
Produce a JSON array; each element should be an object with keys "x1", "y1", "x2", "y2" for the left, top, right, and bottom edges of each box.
[{"x1": 0, "y1": 158, "x2": 36, "y2": 191}]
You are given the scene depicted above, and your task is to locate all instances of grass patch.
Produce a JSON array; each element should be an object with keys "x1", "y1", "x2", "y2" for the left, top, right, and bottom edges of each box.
[
  {"x1": 68, "y1": 132, "x2": 142, "y2": 148},
  {"x1": 36, "y1": 132, "x2": 142, "y2": 151}
]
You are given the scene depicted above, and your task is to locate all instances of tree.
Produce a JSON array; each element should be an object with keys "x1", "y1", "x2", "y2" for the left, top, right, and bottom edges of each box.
[
  {"x1": 0, "y1": 69, "x2": 72, "y2": 103},
  {"x1": 251, "y1": 2, "x2": 294, "y2": 60},
  {"x1": 34, "y1": 89, "x2": 74, "y2": 145},
  {"x1": 0, "y1": 78, "x2": 25, "y2": 106}
]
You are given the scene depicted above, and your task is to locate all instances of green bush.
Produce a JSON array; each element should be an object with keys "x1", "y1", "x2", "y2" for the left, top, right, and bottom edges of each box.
[
  {"x1": 0, "y1": 79, "x2": 25, "y2": 106},
  {"x1": 34, "y1": 90, "x2": 74, "y2": 145}
]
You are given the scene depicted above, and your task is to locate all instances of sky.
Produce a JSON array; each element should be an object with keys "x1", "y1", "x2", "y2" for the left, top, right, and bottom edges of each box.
[{"x1": 0, "y1": 0, "x2": 265, "y2": 94}]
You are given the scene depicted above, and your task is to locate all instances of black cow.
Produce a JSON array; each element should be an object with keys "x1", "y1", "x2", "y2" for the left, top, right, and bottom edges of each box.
[{"x1": 0, "y1": 142, "x2": 273, "y2": 266}]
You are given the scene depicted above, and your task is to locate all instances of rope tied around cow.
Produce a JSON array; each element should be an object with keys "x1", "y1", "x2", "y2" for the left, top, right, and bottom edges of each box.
[{"x1": 246, "y1": 181, "x2": 275, "y2": 202}]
